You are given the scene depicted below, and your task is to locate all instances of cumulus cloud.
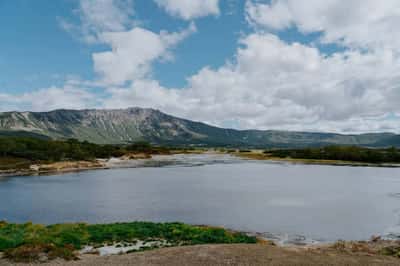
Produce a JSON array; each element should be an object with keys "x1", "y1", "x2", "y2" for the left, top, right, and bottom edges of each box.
[
  {"x1": 12, "y1": 0, "x2": 400, "y2": 133},
  {"x1": 104, "y1": 79, "x2": 185, "y2": 112},
  {"x1": 59, "y1": 0, "x2": 135, "y2": 43},
  {"x1": 154, "y1": 0, "x2": 220, "y2": 20},
  {"x1": 246, "y1": 0, "x2": 292, "y2": 30},
  {"x1": 60, "y1": 0, "x2": 197, "y2": 86},
  {"x1": 0, "y1": 85, "x2": 96, "y2": 112},
  {"x1": 102, "y1": 0, "x2": 400, "y2": 133},
  {"x1": 245, "y1": 0, "x2": 400, "y2": 49},
  {"x1": 103, "y1": 32, "x2": 400, "y2": 133},
  {"x1": 93, "y1": 23, "x2": 196, "y2": 85}
]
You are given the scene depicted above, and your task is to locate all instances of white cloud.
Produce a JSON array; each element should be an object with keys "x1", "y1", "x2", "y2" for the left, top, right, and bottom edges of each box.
[
  {"x1": 13, "y1": 0, "x2": 400, "y2": 133},
  {"x1": 0, "y1": 93, "x2": 23, "y2": 112},
  {"x1": 60, "y1": 0, "x2": 135, "y2": 43},
  {"x1": 79, "y1": 0, "x2": 134, "y2": 32},
  {"x1": 0, "y1": 85, "x2": 96, "y2": 112},
  {"x1": 154, "y1": 0, "x2": 220, "y2": 20},
  {"x1": 245, "y1": 0, "x2": 400, "y2": 50},
  {"x1": 104, "y1": 79, "x2": 184, "y2": 112},
  {"x1": 246, "y1": 0, "x2": 292, "y2": 30},
  {"x1": 93, "y1": 23, "x2": 196, "y2": 85},
  {"x1": 61, "y1": 0, "x2": 196, "y2": 86},
  {"x1": 103, "y1": 32, "x2": 400, "y2": 133}
]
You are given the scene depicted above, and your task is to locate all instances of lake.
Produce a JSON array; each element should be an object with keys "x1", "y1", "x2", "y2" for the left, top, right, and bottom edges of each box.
[{"x1": 1, "y1": 154, "x2": 400, "y2": 245}]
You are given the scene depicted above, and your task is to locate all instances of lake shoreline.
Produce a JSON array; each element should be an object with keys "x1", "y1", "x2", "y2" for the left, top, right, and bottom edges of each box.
[
  {"x1": 0, "y1": 220, "x2": 399, "y2": 265},
  {"x1": 2, "y1": 151, "x2": 400, "y2": 179},
  {"x1": 233, "y1": 151, "x2": 400, "y2": 168},
  {"x1": 0, "y1": 151, "x2": 203, "y2": 178},
  {"x1": 0, "y1": 160, "x2": 110, "y2": 178}
]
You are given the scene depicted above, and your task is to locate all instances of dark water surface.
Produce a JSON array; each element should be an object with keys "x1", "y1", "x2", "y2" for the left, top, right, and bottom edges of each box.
[{"x1": 1, "y1": 154, "x2": 400, "y2": 244}]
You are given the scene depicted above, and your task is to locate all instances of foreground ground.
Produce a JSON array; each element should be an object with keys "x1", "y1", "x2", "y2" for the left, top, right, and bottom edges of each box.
[
  {"x1": 1, "y1": 222, "x2": 400, "y2": 265},
  {"x1": 2, "y1": 244, "x2": 400, "y2": 266}
]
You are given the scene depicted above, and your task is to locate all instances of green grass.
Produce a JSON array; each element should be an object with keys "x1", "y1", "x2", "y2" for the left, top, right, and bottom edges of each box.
[
  {"x1": 0, "y1": 221, "x2": 257, "y2": 262},
  {"x1": 266, "y1": 146, "x2": 400, "y2": 164}
]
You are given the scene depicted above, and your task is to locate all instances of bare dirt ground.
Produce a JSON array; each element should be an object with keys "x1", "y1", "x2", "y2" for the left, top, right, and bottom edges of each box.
[{"x1": 2, "y1": 244, "x2": 400, "y2": 266}]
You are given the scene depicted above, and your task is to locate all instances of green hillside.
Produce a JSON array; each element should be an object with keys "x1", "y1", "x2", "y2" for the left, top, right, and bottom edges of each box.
[{"x1": 0, "y1": 108, "x2": 398, "y2": 148}]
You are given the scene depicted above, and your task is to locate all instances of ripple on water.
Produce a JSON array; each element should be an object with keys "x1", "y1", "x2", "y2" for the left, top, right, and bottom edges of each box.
[{"x1": 388, "y1": 192, "x2": 400, "y2": 199}]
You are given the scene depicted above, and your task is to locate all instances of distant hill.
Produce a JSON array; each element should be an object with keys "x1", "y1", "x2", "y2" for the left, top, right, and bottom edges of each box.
[
  {"x1": 0, "y1": 130, "x2": 50, "y2": 140},
  {"x1": 371, "y1": 135, "x2": 400, "y2": 148},
  {"x1": 0, "y1": 108, "x2": 398, "y2": 147}
]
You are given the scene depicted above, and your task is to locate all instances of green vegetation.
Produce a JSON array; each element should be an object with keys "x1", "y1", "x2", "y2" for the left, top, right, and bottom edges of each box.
[
  {"x1": 0, "y1": 221, "x2": 256, "y2": 262},
  {"x1": 0, "y1": 137, "x2": 172, "y2": 171},
  {"x1": 380, "y1": 245, "x2": 400, "y2": 258},
  {"x1": 126, "y1": 141, "x2": 171, "y2": 154},
  {"x1": 266, "y1": 146, "x2": 400, "y2": 164},
  {"x1": 0, "y1": 137, "x2": 124, "y2": 163}
]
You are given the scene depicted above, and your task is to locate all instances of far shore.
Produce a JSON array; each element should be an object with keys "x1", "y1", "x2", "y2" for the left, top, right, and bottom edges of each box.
[
  {"x1": 2, "y1": 149, "x2": 400, "y2": 178},
  {"x1": 232, "y1": 150, "x2": 400, "y2": 168},
  {"x1": 0, "y1": 150, "x2": 205, "y2": 178},
  {"x1": 0, "y1": 159, "x2": 112, "y2": 178}
]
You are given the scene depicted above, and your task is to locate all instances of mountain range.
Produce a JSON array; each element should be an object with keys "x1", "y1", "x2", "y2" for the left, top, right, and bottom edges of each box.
[{"x1": 0, "y1": 108, "x2": 398, "y2": 148}]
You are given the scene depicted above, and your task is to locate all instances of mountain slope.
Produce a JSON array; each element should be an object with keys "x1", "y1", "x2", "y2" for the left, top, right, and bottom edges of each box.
[{"x1": 0, "y1": 108, "x2": 398, "y2": 147}]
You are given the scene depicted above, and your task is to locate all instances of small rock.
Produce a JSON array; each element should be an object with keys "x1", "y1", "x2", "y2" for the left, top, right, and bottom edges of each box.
[
  {"x1": 30, "y1": 165, "x2": 40, "y2": 171},
  {"x1": 38, "y1": 253, "x2": 48, "y2": 262}
]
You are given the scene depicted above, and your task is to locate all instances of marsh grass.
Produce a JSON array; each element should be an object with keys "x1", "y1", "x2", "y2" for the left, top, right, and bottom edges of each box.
[{"x1": 0, "y1": 221, "x2": 256, "y2": 262}]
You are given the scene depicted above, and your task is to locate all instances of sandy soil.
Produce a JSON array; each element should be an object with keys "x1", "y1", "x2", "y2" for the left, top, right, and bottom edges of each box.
[
  {"x1": 0, "y1": 154, "x2": 152, "y2": 178},
  {"x1": 2, "y1": 244, "x2": 400, "y2": 266},
  {"x1": 0, "y1": 160, "x2": 109, "y2": 178},
  {"x1": 33, "y1": 161, "x2": 106, "y2": 172}
]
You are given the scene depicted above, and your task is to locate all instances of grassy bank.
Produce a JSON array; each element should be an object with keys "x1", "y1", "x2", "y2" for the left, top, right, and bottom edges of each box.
[
  {"x1": 267, "y1": 146, "x2": 400, "y2": 164},
  {"x1": 0, "y1": 221, "x2": 256, "y2": 262},
  {"x1": 234, "y1": 146, "x2": 400, "y2": 167}
]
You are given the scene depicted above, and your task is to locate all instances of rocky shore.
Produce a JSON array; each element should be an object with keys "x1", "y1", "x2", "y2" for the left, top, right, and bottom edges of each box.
[
  {"x1": 0, "y1": 153, "x2": 153, "y2": 178},
  {"x1": 0, "y1": 160, "x2": 108, "y2": 178}
]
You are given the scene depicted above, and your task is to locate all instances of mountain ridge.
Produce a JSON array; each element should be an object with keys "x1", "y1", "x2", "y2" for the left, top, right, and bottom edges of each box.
[{"x1": 0, "y1": 108, "x2": 398, "y2": 147}]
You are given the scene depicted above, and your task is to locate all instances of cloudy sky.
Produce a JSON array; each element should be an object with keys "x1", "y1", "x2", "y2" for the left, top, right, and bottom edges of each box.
[{"x1": 1, "y1": 0, "x2": 400, "y2": 133}]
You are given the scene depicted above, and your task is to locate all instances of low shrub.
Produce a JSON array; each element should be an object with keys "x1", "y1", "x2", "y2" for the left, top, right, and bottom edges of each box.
[
  {"x1": 380, "y1": 246, "x2": 400, "y2": 257},
  {"x1": 4, "y1": 243, "x2": 78, "y2": 263}
]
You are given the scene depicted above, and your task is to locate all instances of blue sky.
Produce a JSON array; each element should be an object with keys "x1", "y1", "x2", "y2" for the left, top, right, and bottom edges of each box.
[
  {"x1": 0, "y1": 0, "x2": 339, "y2": 92},
  {"x1": 1, "y1": 0, "x2": 399, "y2": 133},
  {"x1": 0, "y1": 0, "x2": 91, "y2": 92},
  {"x1": 0, "y1": 0, "x2": 248, "y2": 91}
]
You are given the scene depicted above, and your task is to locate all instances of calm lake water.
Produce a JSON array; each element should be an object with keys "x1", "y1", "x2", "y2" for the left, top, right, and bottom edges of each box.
[{"x1": 1, "y1": 154, "x2": 400, "y2": 245}]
